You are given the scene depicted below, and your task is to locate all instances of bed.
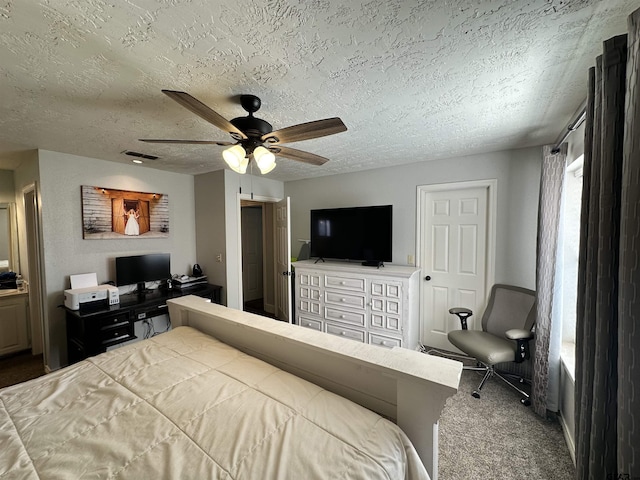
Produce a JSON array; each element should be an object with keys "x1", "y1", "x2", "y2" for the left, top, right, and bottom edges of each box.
[{"x1": 0, "y1": 296, "x2": 462, "y2": 479}]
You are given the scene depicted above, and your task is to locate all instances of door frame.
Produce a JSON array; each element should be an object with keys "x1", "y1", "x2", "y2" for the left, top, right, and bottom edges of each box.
[
  {"x1": 22, "y1": 183, "x2": 48, "y2": 369},
  {"x1": 415, "y1": 179, "x2": 497, "y2": 341},
  {"x1": 236, "y1": 193, "x2": 282, "y2": 313}
]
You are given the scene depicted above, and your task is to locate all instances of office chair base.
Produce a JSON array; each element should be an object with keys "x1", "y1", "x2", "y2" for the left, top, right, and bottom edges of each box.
[{"x1": 470, "y1": 363, "x2": 531, "y2": 406}]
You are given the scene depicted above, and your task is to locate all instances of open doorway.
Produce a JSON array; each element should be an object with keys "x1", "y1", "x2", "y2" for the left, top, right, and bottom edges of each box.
[{"x1": 240, "y1": 200, "x2": 277, "y2": 318}]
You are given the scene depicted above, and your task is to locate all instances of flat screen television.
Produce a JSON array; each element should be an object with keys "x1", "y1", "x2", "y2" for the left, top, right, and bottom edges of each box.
[
  {"x1": 115, "y1": 253, "x2": 171, "y2": 294},
  {"x1": 310, "y1": 205, "x2": 392, "y2": 266}
]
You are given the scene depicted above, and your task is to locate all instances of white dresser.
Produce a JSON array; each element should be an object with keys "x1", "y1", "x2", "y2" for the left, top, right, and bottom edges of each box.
[{"x1": 293, "y1": 260, "x2": 420, "y2": 350}]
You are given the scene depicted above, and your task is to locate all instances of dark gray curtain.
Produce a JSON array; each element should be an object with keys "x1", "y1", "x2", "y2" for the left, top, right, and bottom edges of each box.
[{"x1": 575, "y1": 9, "x2": 640, "y2": 478}]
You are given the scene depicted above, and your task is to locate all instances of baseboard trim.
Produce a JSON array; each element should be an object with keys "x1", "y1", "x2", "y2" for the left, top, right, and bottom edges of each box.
[{"x1": 559, "y1": 410, "x2": 576, "y2": 466}]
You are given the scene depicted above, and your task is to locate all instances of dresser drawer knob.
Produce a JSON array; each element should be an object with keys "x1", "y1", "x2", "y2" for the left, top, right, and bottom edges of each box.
[
  {"x1": 341, "y1": 298, "x2": 346, "y2": 302},
  {"x1": 340, "y1": 281, "x2": 346, "y2": 285},
  {"x1": 381, "y1": 341, "x2": 387, "y2": 346}
]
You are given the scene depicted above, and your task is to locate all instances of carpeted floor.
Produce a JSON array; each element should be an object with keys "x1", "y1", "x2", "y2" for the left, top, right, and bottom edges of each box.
[
  {"x1": 438, "y1": 368, "x2": 576, "y2": 479},
  {"x1": 0, "y1": 351, "x2": 45, "y2": 389}
]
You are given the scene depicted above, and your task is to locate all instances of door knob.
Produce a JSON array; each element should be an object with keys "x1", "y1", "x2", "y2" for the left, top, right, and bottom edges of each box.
[{"x1": 424, "y1": 275, "x2": 431, "y2": 281}]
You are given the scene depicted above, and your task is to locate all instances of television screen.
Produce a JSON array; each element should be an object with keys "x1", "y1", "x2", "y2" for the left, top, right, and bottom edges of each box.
[
  {"x1": 310, "y1": 205, "x2": 392, "y2": 264},
  {"x1": 115, "y1": 253, "x2": 171, "y2": 291}
]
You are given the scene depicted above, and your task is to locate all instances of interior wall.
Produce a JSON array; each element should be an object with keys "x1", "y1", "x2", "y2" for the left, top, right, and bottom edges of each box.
[
  {"x1": 13, "y1": 152, "x2": 41, "y2": 281},
  {"x1": 0, "y1": 170, "x2": 15, "y2": 203},
  {"x1": 37, "y1": 150, "x2": 197, "y2": 370},
  {"x1": 285, "y1": 147, "x2": 542, "y2": 290},
  {"x1": 194, "y1": 170, "x2": 227, "y2": 302}
]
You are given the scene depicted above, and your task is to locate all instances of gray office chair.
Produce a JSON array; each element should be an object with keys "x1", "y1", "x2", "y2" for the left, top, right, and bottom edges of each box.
[{"x1": 448, "y1": 284, "x2": 536, "y2": 406}]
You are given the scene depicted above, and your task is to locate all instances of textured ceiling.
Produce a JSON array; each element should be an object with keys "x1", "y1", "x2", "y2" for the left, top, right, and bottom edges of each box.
[{"x1": 0, "y1": 0, "x2": 637, "y2": 181}]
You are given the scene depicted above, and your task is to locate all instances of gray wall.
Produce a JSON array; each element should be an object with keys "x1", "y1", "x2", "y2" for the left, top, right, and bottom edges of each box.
[
  {"x1": 285, "y1": 146, "x2": 542, "y2": 289},
  {"x1": 194, "y1": 170, "x2": 227, "y2": 301},
  {"x1": 37, "y1": 150, "x2": 197, "y2": 370},
  {"x1": 0, "y1": 170, "x2": 15, "y2": 203}
]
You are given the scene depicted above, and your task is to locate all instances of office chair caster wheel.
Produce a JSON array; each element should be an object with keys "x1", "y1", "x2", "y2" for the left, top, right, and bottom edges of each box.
[
  {"x1": 521, "y1": 398, "x2": 531, "y2": 406},
  {"x1": 472, "y1": 391, "x2": 481, "y2": 399}
]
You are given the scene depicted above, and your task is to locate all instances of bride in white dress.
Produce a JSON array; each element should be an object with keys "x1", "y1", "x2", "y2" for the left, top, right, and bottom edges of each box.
[{"x1": 124, "y1": 209, "x2": 140, "y2": 236}]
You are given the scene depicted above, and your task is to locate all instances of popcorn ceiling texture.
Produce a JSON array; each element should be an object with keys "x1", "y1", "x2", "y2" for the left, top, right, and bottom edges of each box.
[{"x1": 0, "y1": 0, "x2": 637, "y2": 181}]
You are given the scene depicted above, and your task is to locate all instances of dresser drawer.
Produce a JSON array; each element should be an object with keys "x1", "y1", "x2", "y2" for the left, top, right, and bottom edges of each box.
[
  {"x1": 325, "y1": 275, "x2": 366, "y2": 293},
  {"x1": 325, "y1": 291, "x2": 366, "y2": 310},
  {"x1": 100, "y1": 324, "x2": 134, "y2": 346},
  {"x1": 369, "y1": 333, "x2": 402, "y2": 349},
  {"x1": 298, "y1": 316, "x2": 322, "y2": 331},
  {"x1": 325, "y1": 323, "x2": 365, "y2": 343},
  {"x1": 98, "y1": 312, "x2": 130, "y2": 330},
  {"x1": 325, "y1": 307, "x2": 365, "y2": 327}
]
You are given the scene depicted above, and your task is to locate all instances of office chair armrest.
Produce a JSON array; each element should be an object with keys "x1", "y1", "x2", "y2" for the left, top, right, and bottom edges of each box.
[
  {"x1": 505, "y1": 329, "x2": 534, "y2": 340},
  {"x1": 505, "y1": 329, "x2": 534, "y2": 363},
  {"x1": 449, "y1": 307, "x2": 473, "y2": 330}
]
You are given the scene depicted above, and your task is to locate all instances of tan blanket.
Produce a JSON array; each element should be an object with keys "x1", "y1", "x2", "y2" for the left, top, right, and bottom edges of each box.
[{"x1": 0, "y1": 326, "x2": 429, "y2": 479}]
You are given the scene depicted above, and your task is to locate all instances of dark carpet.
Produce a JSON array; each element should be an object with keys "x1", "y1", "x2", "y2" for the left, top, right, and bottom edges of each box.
[{"x1": 0, "y1": 351, "x2": 45, "y2": 389}]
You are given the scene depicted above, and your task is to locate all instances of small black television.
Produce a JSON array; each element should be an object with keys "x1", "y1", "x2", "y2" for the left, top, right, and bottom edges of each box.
[
  {"x1": 115, "y1": 253, "x2": 171, "y2": 294},
  {"x1": 310, "y1": 205, "x2": 392, "y2": 266}
]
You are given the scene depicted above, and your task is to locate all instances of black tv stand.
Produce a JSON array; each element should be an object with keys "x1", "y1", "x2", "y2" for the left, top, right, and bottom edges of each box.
[
  {"x1": 361, "y1": 261, "x2": 384, "y2": 268},
  {"x1": 65, "y1": 283, "x2": 222, "y2": 365}
]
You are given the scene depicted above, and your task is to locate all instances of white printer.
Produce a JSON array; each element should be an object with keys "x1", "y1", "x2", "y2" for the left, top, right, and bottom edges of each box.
[
  {"x1": 63, "y1": 272, "x2": 120, "y2": 310},
  {"x1": 64, "y1": 284, "x2": 120, "y2": 310}
]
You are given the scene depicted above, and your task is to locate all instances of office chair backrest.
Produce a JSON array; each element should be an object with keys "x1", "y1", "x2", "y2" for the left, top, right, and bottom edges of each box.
[{"x1": 482, "y1": 284, "x2": 537, "y2": 337}]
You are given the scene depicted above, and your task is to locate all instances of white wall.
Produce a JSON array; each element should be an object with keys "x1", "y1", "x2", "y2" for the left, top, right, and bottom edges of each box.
[
  {"x1": 37, "y1": 150, "x2": 197, "y2": 370},
  {"x1": 285, "y1": 147, "x2": 542, "y2": 289}
]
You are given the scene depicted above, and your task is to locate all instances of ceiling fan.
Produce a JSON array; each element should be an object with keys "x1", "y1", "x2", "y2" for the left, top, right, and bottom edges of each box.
[{"x1": 140, "y1": 90, "x2": 347, "y2": 174}]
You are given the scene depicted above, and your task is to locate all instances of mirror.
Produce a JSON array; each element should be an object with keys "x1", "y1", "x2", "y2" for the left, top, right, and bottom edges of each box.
[{"x1": 0, "y1": 203, "x2": 19, "y2": 274}]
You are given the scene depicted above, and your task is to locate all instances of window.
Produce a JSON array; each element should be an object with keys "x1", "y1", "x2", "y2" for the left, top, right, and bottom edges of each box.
[{"x1": 558, "y1": 154, "x2": 583, "y2": 378}]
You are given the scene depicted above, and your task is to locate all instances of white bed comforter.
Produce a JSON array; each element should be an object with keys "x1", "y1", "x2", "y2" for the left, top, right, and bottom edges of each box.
[{"x1": 0, "y1": 326, "x2": 429, "y2": 479}]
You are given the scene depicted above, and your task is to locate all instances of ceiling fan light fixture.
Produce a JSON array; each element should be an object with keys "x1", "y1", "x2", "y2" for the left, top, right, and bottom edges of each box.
[
  {"x1": 223, "y1": 144, "x2": 247, "y2": 173},
  {"x1": 254, "y1": 146, "x2": 276, "y2": 174},
  {"x1": 237, "y1": 156, "x2": 249, "y2": 174}
]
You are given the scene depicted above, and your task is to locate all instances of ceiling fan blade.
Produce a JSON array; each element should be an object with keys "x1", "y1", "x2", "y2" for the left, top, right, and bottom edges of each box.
[
  {"x1": 262, "y1": 117, "x2": 346, "y2": 145},
  {"x1": 139, "y1": 139, "x2": 233, "y2": 146},
  {"x1": 269, "y1": 146, "x2": 330, "y2": 166},
  {"x1": 162, "y1": 90, "x2": 247, "y2": 140}
]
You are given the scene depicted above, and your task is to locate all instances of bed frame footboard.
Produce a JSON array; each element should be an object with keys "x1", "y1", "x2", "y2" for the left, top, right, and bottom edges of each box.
[{"x1": 168, "y1": 296, "x2": 462, "y2": 480}]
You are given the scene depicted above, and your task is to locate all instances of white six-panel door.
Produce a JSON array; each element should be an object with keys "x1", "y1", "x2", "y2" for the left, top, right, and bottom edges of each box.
[{"x1": 418, "y1": 182, "x2": 495, "y2": 351}]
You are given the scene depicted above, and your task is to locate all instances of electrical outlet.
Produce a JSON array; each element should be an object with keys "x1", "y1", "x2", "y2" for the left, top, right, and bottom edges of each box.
[
  {"x1": 216, "y1": 253, "x2": 223, "y2": 262},
  {"x1": 407, "y1": 254, "x2": 414, "y2": 265}
]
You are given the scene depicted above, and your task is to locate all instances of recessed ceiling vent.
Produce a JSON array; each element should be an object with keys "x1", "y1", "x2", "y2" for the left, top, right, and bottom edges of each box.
[{"x1": 122, "y1": 150, "x2": 159, "y2": 160}]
